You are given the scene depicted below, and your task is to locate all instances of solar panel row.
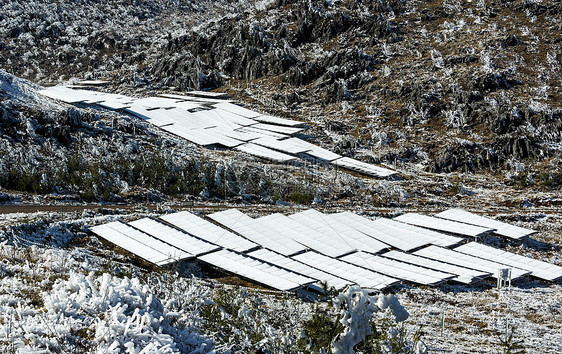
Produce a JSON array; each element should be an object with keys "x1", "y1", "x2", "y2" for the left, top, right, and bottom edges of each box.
[{"x1": 90, "y1": 208, "x2": 559, "y2": 291}]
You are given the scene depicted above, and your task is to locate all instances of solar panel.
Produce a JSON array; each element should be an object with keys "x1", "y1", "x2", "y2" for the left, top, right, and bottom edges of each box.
[
  {"x1": 161, "y1": 125, "x2": 244, "y2": 147},
  {"x1": 39, "y1": 86, "x2": 96, "y2": 103},
  {"x1": 128, "y1": 218, "x2": 220, "y2": 256},
  {"x1": 413, "y1": 245, "x2": 530, "y2": 280},
  {"x1": 454, "y1": 242, "x2": 562, "y2": 282},
  {"x1": 235, "y1": 143, "x2": 297, "y2": 163},
  {"x1": 330, "y1": 212, "x2": 431, "y2": 251},
  {"x1": 201, "y1": 108, "x2": 257, "y2": 127},
  {"x1": 131, "y1": 97, "x2": 178, "y2": 109},
  {"x1": 252, "y1": 123, "x2": 303, "y2": 135},
  {"x1": 341, "y1": 251, "x2": 456, "y2": 285},
  {"x1": 332, "y1": 157, "x2": 397, "y2": 178},
  {"x1": 159, "y1": 211, "x2": 258, "y2": 252},
  {"x1": 198, "y1": 249, "x2": 314, "y2": 291},
  {"x1": 159, "y1": 93, "x2": 230, "y2": 102},
  {"x1": 256, "y1": 213, "x2": 349, "y2": 258},
  {"x1": 90, "y1": 222, "x2": 191, "y2": 266},
  {"x1": 252, "y1": 137, "x2": 313, "y2": 155},
  {"x1": 288, "y1": 210, "x2": 390, "y2": 255},
  {"x1": 290, "y1": 139, "x2": 342, "y2": 161},
  {"x1": 381, "y1": 250, "x2": 491, "y2": 284},
  {"x1": 237, "y1": 126, "x2": 288, "y2": 139},
  {"x1": 214, "y1": 102, "x2": 263, "y2": 118},
  {"x1": 394, "y1": 213, "x2": 494, "y2": 237},
  {"x1": 246, "y1": 248, "x2": 352, "y2": 291},
  {"x1": 253, "y1": 115, "x2": 304, "y2": 127},
  {"x1": 292, "y1": 251, "x2": 399, "y2": 290},
  {"x1": 208, "y1": 209, "x2": 308, "y2": 256},
  {"x1": 435, "y1": 209, "x2": 536, "y2": 240},
  {"x1": 374, "y1": 218, "x2": 464, "y2": 248}
]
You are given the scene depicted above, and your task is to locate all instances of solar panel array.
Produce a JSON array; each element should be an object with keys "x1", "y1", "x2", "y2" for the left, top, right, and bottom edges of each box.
[
  {"x1": 40, "y1": 86, "x2": 396, "y2": 178},
  {"x1": 198, "y1": 250, "x2": 315, "y2": 292},
  {"x1": 454, "y1": 242, "x2": 562, "y2": 282},
  {"x1": 394, "y1": 213, "x2": 494, "y2": 237},
  {"x1": 381, "y1": 250, "x2": 491, "y2": 284},
  {"x1": 435, "y1": 208, "x2": 536, "y2": 240},
  {"x1": 208, "y1": 209, "x2": 308, "y2": 256},
  {"x1": 341, "y1": 251, "x2": 456, "y2": 286},
  {"x1": 292, "y1": 251, "x2": 399, "y2": 290},
  {"x1": 413, "y1": 245, "x2": 531, "y2": 280},
  {"x1": 90, "y1": 208, "x2": 561, "y2": 291},
  {"x1": 247, "y1": 249, "x2": 352, "y2": 291},
  {"x1": 159, "y1": 211, "x2": 258, "y2": 252},
  {"x1": 90, "y1": 221, "x2": 192, "y2": 266}
]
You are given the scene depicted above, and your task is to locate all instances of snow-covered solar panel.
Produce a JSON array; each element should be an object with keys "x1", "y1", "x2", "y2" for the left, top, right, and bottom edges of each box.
[
  {"x1": 235, "y1": 143, "x2": 297, "y2": 163},
  {"x1": 39, "y1": 86, "x2": 96, "y2": 103},
  {"x1": 330, "y1": 212, "x2": 430, "y2": 251},
  {"x1": 247, "y1": 249, "x2": 352, "y2": 291},
  {"x1": 290, "y1": 139, "x2": 341, "y2": 161},
  {"x1": 252, "y1": 123, "x2": 303, "y2": 135},
  {"x1": 238, "y1": 126, "x2": 288, "y2": 139},
  {"x1": 292, "y1": 251, "x2": 399, "y2": 290},
  {"x1": 382, "y1": 250, "x2": 491, "y2": 284},
  {"x1": 213, "y1": 102, "x2": 262, "y2": 118},
  {"x1": 435, "y1": 209, "x2": 536, "y2": 240},
  {"x1": 205, "y1": 108, "x2": 258, "y2": 127},
  {"x1": 252, "y1": 137, "x2": 313, "y2": 155},
  {"x1": 160, "y1": 211, "x2": 258, "y2": 252},
  {"x1": 159, "y1": 93, "x2": 229, "y2": 101},
  {"x1": 128, "y1": 218, "x2": 220, "y2": 256},
  {"x1": 341, "y1": 251, "x2": 455, "y2": 286},
  {"x1": 174, "y1": 101, "x2": 206, "y2": 111},
  {"x1": 374, "y1": 218, "x2": 463, "y2": 248},
  {"x1": 394, "y1": 213, "x2": 494, "y2": 238},
  {"x1": 221, "y1": 128, "x2": 264, "y2": 142},
  {"x1": 130, "y1": 97, "x2": 178, "y2": 109},
  {"x1": 454, "y1": 242, "x2": 562, "y2": 282},
  {"x1": 97, "y1": 99, "x2": 132, "y2": 110},
  {"x1": 288, "y1": 210, "x2": 389, "y2": 255},
  {"x1": 332, "y1": 157, "x2": 397, "y2": 178},
  {"x1": 198, "y1": 249, "x2": 313, "y2": 291},
  {"x1": 161, "y1": 125, "x2": 244, "y2": 147},
  {"x1": 413, "y1": 245, "x2": 530, "y2": 280},
  {"x1": 208, "y1": 209, "x2": 307, "y2": 256},
  {"x1": 253, "y1": 115, "x2": 303, "y2": 127},
  {"x1": 90, "y1": 222, "x2": 191, "y2": 266},
  {"x1": 257, "y1": 213, "x2": 348, "y2": 258}
]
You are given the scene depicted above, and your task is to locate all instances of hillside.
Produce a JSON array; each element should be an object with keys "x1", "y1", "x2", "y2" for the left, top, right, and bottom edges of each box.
[{"x1": 1, "y1": 0, "x2": 562, "y2": 353}]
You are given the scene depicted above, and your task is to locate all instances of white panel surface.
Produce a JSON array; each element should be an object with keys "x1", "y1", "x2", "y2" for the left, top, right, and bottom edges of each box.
[
  {"x1": 330, "y1": 212, "x2": 430, "y2": 251},
  {"x1": 332, "y1": 157, "x2": 396, "y2": 178},
  {"x1": 90, "y1": 222, "x2": 191, "y2": 266},
  {"x1": 341, "y1": 251, "x2": 455, "y2": 285},
  {"x1": 382, "y1": 250, "x2": 491, "y2": 284},
  {"x1": 208, "y1": 209, "x2": 307, "y2": 256},
  {"x1": 252, "y1": 123, "x2": 303, "y2": 135},
  {"x1": 290, "y1": 139, "x2": 341, "y2": 161},
  {"x1": 257, "y1": 213, "x2": 348, "y2": 258},
  {"x1": 292, "y1": 251, "x2": 399, "y2": 290},
  {"x1": 252, "y1": 137, "x2": 313, "y2": 155},
  {"x1": 394, "y1": 213, "x2": 494, "y2": 237},
  {"x1": 131, "y1": 97, "x2": 178, "y2": 109},
  {"x1": 129, "y1": 218, "x2": 220, "y2": 256},
  {"x1": 247, "y1": 249, "x2": 352, "y2": 291},
  {"x1": 235, "y1": 143, "x2": 297, "y2": 162},
  {"x1": 253, "y1": 115, "x2": 304, "y2": 127},
  {"x1": 374, "y1": 218, "x2": 463, "y2": 248},
  {"x1": 436, "y1": 209, "x2": 536, "y2": 240},
  {"x1": 214, "y1": 102, "x2": 263, "y2": 118},
  {"x1": 413, "y1": 245, "x2": 530, "y2": 280},
  {"x1": 39, "y1": 86, "x2": 98, "y2": 103},
  {"x1": 198, "y1": 250, "x2": 313, "y2": 291},
  {"x1": 202, "y1": 108, "x2": 257, "y2": 127},
  {"x1": 288, "y1": 210, "x2": 389, "y2": 255},
  {"x1": 454, "y1": 242, "x2": 562, "y2": 282},
  {"x1": 160, "y1": 211, "x2": 258, "y2": 252},
  {"x1": 238, "y1": 126, "x2": 288, "y2": 139}
]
